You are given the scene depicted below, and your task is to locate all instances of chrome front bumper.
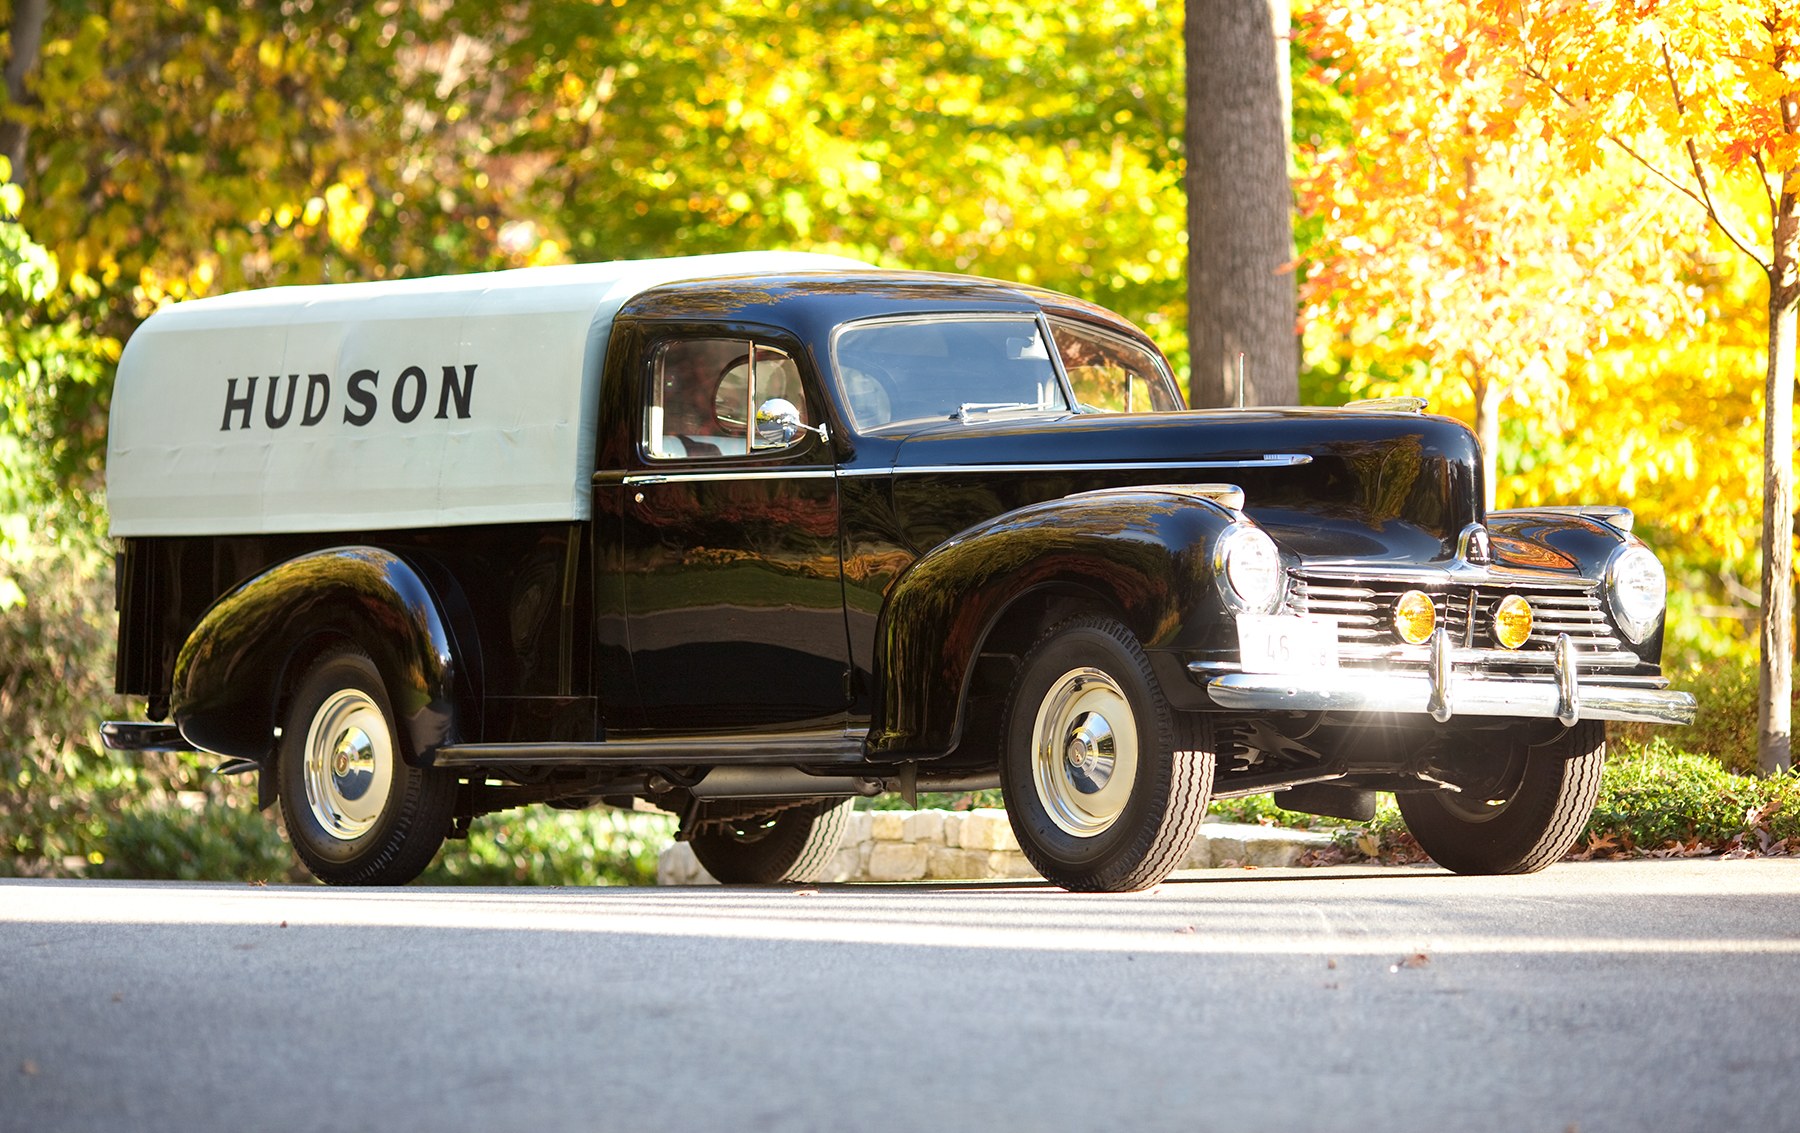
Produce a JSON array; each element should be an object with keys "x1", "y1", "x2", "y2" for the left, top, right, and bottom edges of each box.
[{"x1": 1196, "y1": 630, "x2": 1696, "y2": 727}]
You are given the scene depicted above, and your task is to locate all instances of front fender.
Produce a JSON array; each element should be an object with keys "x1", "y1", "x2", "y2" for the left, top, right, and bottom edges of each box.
[
  {"x1": 1487, "y1": 507, "x2": 1665, "y2": 663},
  {"x1": 868, "y1": 488, "x2": 1241, "y2": 758},
  {"x1": 1486, "y1": 507, "x2": 1632, "y2": 579},
  {"x1": 172, "y1": 547, "x2": 465, "y2": 762}
]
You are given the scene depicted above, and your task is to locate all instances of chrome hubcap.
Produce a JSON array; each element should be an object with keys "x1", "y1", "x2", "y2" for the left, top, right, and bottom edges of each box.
[
  {"x1": 1032, "y1": 667, "x2": 1139, "y2": 837},
  {"x1": 303, "y1": 689, "x2": 393, "y2": 842}
]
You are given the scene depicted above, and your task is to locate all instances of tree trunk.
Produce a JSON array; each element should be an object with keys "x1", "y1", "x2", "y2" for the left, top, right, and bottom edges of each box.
[
  {"x1": 1758, "y1": 223, "x2": 1797, "y2": 776},
  {"x1": 0, "y1": 0, "x2": 48, "y2": 173},
  {"x1": 1184, "y1": 0, "x2": 1299, "y2": 408},
  {"x1": 1473, "y1": 373, "x2": 1501, "y2": 513}
]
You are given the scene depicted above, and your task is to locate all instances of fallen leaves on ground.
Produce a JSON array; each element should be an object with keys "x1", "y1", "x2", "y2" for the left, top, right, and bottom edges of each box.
[
  {"x1": 1295, "y1": 821, "x2": 1798, "y2": 869},
  {"x1": 1297, "y1": 831, "x2": 1431, "y2": 867}
]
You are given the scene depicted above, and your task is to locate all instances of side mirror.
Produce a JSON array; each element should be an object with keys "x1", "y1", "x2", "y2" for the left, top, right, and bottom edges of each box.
[{"x1": 754, "y1": 398, "x2": 827, "y2": 448}]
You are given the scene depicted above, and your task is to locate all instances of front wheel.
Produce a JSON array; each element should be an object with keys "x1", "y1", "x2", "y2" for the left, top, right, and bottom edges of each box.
[
  {"x1": 689, "y1": 798, "x2": 854, "y2": 884},
  {"x1": 1398, "y1": 720, "x2": 1605, "y2": 875},
  {"x1": 277, "y1": 649, "x2": 456, "y2": 885},
  {"x1": 1000, "y1": 615, "x2": 1213, "y2": 892}
]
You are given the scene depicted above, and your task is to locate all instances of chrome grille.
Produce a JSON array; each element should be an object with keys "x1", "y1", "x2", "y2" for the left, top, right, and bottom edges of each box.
[{"x1": 1288, "y1": 574, "x2": 1635, "y2": 668}]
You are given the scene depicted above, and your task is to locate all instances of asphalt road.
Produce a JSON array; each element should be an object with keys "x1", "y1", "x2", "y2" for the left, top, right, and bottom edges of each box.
[{"x1": 4, "y1": 859, "x2": 1799, "y2": 1133}]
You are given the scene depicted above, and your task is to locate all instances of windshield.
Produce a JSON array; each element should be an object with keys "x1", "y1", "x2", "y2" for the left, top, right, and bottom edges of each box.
[{"x1": 833, "y1": 316, "x2": 1072, "y2": 433}]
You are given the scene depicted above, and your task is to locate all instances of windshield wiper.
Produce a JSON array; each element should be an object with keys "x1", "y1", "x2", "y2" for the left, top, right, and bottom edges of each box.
[{"x1": 953, "y1": 401, "x2": 1059, "y2": 421}]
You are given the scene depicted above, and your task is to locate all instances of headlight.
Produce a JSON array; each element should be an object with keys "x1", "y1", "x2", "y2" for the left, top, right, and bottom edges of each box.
[
  {"x1": 1216, "y1": 524, "x2": 1284, "y2": 613},
  {"x1": 1606, "y1": 542, "x2": 1666, "y2": 644}
]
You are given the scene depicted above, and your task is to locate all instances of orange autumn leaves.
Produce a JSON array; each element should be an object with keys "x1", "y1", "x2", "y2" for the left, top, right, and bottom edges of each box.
[{"x1": 1295, "y1": 0, "x2": 1769, "y2": 623}]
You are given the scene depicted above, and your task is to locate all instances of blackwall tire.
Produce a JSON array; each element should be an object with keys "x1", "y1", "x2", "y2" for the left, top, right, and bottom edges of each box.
[
  {"x1": 689, "y1": 798, "x2": 854, "y2": 884},
  {"x1": 276, "y1": 650, "x2": 455, "y2": 886},
  {"x1": 1398, "y1": 720, "x2": 1606, "y2": 875},
  {"x1": 1000, "y1": 615, "x2": 1213, "y2": 892}
]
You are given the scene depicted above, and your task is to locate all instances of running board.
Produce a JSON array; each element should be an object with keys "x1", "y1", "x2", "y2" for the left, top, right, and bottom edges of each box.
[{"x1": 429, "y1": 732, "x2": 868, "y2": 769}]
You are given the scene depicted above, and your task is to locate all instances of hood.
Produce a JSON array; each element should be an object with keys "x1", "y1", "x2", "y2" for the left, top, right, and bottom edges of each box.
[{"x1": 887, "y1": 408, "x2": 1484, "y2": 564}]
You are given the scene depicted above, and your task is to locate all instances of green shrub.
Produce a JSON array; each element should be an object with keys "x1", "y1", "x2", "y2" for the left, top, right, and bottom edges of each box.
[
  {"x1": 88, "y1": 798, "x2": 677, "y2": 887},
  {"x1": 862, "y1": 789, "x2": 1003, "y2": 811},
  {"x1": 420, "y1": 809, "x2": 675, "y2": 887},
  {"x1": 1627, "y1": 649, "x2": 1767, "y2": 776},
  {"x1": 1205, "y1": 791, "x2": 1350, "y2": 828},
  {"x1": 0, "y1": 530, "x2": 138, "y2": 876},
  {"x1": 89, "y1": 795, "x2": 300, "y2": 883},
  {"x1": 1585, "y1": 735, "x2": 1800, "y2": 851}
]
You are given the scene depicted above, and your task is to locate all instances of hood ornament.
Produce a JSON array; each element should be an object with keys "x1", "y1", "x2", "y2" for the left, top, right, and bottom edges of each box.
[{"x1": 1457, "y1": 523, "x2": 1492, "y2": 565}]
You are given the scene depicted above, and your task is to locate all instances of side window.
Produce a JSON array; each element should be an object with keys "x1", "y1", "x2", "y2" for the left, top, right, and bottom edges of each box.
[
  {"x1": 644, "y1": 339, "x2": 810, "y2": 460},
  {"x1": 1050, "y1": 320, "x2": 1184, "y2": 414}
]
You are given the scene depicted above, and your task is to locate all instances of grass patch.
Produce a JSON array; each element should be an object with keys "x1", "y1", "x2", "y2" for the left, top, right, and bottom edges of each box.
[{"x1": 87, "y1": 798, "x2": 674, "y2": 887}]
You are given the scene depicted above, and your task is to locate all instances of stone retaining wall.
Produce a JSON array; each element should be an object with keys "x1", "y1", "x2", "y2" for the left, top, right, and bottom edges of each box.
[{"x1": 656, "y1": 808, "x2": 1335, "y2": 885}]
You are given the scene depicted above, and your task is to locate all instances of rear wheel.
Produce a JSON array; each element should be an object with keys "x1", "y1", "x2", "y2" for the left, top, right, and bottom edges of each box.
[
  {"x1": 1000, "y1": 615, "x2": 1213, "y2": 892},
  {"x1": 1398, "y1": 720, "x2": 1605, "y2": 875},
  {"x1": 689, "y1": 798, "x2": 854, "y2": 884},
  {"x1": 277, "y1": 650, "x2": 455, "y2": 885}
]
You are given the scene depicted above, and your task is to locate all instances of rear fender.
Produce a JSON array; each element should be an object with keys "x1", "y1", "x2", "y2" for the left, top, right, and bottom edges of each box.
[
  {"x1": 171, "y1": 547, "x2": 466, "y2": 765},
  {"x1": 868, "y1": 488, "x2": 1241, "y2": 758}
]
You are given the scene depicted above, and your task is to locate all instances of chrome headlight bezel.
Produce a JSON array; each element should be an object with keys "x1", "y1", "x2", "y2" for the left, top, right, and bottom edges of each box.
[
  {"x1": 1215, "y1": 523, "x2": 1285, "y2": 614},
  {"x1": 1605, "y1": 542, "x2": 1666, "y2": 644}
]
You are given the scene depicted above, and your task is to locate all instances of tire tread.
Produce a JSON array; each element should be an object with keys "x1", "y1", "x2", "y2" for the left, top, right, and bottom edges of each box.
[
  {"x1": 277, "y1": 648, "x2": 455, "y2": 886},
  {"x1": 1003, "y1": 615, "x2": 1214, "y2": 892},
  {"x1": 691, "y1": 799, "x2": 853, "y2": 884},
  {"x1": 1400, "y1": 720, "x2": 1605, "y2": 876}
]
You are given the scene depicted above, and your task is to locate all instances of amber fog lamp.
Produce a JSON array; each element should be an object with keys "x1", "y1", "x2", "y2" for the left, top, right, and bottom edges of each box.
[
  {"x1": 1393, "y1": 589, "x2": 1436, "y2": 645},
  {"x1": 1493, "y1": 594, "x2": 1534, "y2": 650}
]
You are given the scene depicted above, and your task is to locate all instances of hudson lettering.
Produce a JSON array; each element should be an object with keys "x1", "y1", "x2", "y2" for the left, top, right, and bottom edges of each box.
[
  {"x1": 344, "y1": 369, "x2": 379, "y2": 426},
  {"x1": 219, "y1": 364, "x2": 478, "y2": 432},
  {"x1": 392, "y1": 366, "x2": 427, "y2": 424},
  {"x1": 221, "y1": 375, "x2": 259, "y2": 431}
]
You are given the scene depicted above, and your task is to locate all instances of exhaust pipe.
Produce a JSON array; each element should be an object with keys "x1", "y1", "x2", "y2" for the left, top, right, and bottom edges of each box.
[{"x1": 675, "y1": 766, "x2": 885, "y2": 800}]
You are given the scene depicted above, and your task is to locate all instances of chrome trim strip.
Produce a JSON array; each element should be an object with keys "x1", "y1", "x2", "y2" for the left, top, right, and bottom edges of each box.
[
  {"x1": 1295, "y1": 563, "x2": 1601, "y2": 589},
  {"x1": 863, "y1": 455, "x2": 1314, "y2": 477},
  {"x1": 1067, "y1": 482, "x2": 1246, "y2": 511},
  {"x1": 1501, "y1": 505, "x2": 1635, "y2": 534},
  {"x1": 604, "y1": 454, "x2": 1310, "y2": 482},
  {"x1": 1332, "y1": 643, "x2": 1642, "y2": 669},
  {"x1": 1202, "y1": 671, "x2": 1696, "y2": 726},
  {"x1": 609, "y1": 468, "x2": 839, "y2": 486},
  {"x1": 1188, "y1": 659, "x2": 1676, "y2": 690},
  {"x1": 432, "y1": 730, "x2": 868, "y2": 768}
]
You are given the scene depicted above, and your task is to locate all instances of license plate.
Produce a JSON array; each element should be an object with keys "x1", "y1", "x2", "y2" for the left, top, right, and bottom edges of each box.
[{"x1": 1236, "y1": 614, "x2": 1339, "y2": 673}]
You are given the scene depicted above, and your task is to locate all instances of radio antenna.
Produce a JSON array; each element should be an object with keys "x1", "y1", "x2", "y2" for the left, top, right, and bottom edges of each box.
[{"x1": 1236, "y1": 352, "x2": 1246, "y2": 409}]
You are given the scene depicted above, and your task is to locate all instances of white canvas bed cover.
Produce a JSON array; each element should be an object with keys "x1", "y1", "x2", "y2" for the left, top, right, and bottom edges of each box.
[{"x1": 106, "y1": 251, "x2": 869, "y2": 537}]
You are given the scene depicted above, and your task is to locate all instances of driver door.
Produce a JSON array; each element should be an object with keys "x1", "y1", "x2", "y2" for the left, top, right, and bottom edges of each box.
[{"x1": 620, "y1": 332, "x2": 852, "y2": 733}]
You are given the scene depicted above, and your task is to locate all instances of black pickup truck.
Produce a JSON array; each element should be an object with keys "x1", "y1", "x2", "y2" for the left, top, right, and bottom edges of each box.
[{"x1": 101, "y1": 252, "x2": 1693, "y2": 891}]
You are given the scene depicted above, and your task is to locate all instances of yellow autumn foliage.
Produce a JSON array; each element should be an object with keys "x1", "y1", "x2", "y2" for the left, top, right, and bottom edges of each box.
[{"x1": 1296, "y1": 0, "x2": 1771, "y2": 657}]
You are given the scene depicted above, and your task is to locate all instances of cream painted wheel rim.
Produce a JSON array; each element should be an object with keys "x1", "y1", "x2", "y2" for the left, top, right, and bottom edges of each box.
[
  {"x1": 1031, "y1": 666, "x2": 1140, "y2": 837},
  {"x1": 302, "y1": 689, "x2": 394, "y2": 842}
]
